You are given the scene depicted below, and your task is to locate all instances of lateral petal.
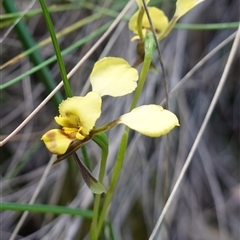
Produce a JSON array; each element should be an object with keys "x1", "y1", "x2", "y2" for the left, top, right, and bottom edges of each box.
[
  {"x1": 174, "y1": 0, "x2": 205, "y2": 19},
  {"x1": 128, "y1": 7, "x2": 169, "y2": 38},
  {"x1": 90, "y1": 57, "x2": 138, "y2": 97},
  {"x1": 41, "y1": 129, "x2": 74, "y2": 155},
  {"x1": 58, "y1": 92, "x2": 102, "y2": 135},
  {"x1": 119, "y1": 105, "x2": 179, "y2": 137}
]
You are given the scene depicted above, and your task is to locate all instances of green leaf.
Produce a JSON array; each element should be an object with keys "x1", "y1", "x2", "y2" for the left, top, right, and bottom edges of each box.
[
  {"x1": 92, "y1": 133, "x2": 109, "y2": 156},
  {"x1": 73, "y1": 153, "x2": 106, "y2": 194},
  {"x1": 39, "y1": 0, "x2": 72, "y2": 98},
  {"x1": 2, "y1": 0, "x2": 62, "y2": 107},
  {"x1": 0, "y1": 202, "x2": 93, "y2": 218}
]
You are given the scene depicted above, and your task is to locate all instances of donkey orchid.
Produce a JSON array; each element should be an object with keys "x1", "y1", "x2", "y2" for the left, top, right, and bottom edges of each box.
[
  {"x1": 41, "y1": 57, "x2": 138, "y2": 155},
  {"x1": 42, "y1": 57, "x2": 179, "y2": 156},
  {"x1": 129, "y1": 0, "x2": 205, "y2": 41}
]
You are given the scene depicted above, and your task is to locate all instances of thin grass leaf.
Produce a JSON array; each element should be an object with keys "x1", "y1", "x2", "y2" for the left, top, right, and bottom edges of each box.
[
  {"x1": 39, "y1": 0, "x2": 72, "y2": 98},
  {"x1": 1, "y1": 202, "x2": 94, "y2": 218},
  {"x1": 0, "y1": 22, "x2": 111, "y2": 90},
  {"x1": 2, "y1": 0, "x2": 62, "y2": 107},
  {"x1": 175, "y1": 22, "x2": 240, "y2": 30},
  {"x1": 1, "y1": 13, "x2": 102, "y2": 70},
  {"x1": 5, "y1": 141, "x2": 41, "y2": 179}
]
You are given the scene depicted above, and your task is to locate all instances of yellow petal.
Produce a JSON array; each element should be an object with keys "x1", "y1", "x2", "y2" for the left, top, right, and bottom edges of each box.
[
  {"x1": 62, "y1": 127, "x2": 80, "y2": 139},
  {"x1": 136, "y1": 0, "x2": 150, "y2": 8},
  {"x1": 128, "y1": 7, "x2": 169, "y2": 38},
  {"x1": 119, "y1": 105, "x2": 179, "y2": 137},
  {"x1": 58, "y1": 92, "x2": 102, "y2": 135},
  {"x1": 175, "y1": 0, "x2": 205, "y2": 18},
  {"x1": 130, "y1": 35, "x2": 141, "y2": 41},
  {"x1": 55, "y1": 116, "x2": 76, "y2": 128},
  {"x1": 41, "y1": 129, "x2": 74, "y2": 155},
  {"x1": 76, "y1": 131, "x2": 85, "y2": 140},
  {"x1": 90, "y1": 57, "x2": 139, "y2": 97}
]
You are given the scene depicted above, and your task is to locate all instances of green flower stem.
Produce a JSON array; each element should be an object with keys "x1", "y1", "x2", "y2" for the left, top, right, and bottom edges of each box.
[
  {"x1": 130, "y1": 31, "x2": 156, "y2": 110},
  {"x1": 92, "y1": 134, "x2": 109, "y2": 183},
  {"x1": 90, "y1": 193, "x2": 101, "y2": 238},
  {"x1": 93, "y1": 32, "x2": 157, "y2": 238},
  {"x1": 137, "y1": 7, "x2": 144, "y2": 40},
  {"x1": 39, "y1": 0, "x2": 72, "y2": 98},
  {"x1": 91, "y1": 133, "x2": 109, "y2": 239},
  {"x1": 81, "y1": 145, "x2": 91, "y2": 171},
  {"x1": 91, "y1": 119, "x2": 120, "y2": 136},
  {"x1": 94, "y1": 129, "x2": 129, "y2": 239},
  {"x1": 159, "y1": 16, "x2": 178, "y2": 40},
  {"x1": 130, "y1": 56, "x2": 151, "y2": 109}
]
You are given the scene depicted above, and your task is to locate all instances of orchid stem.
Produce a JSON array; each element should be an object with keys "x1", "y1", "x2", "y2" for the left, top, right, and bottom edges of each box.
[
  {"x1": 137, "y1": 7, "x2": 144, "y2": 40},
  {"x1": 39, "y1": 0, "x2": 72, "y2": 98},
  {"x1": 130, "y1": 31, "x2": 156, "y2": 110},
  {"x1": 90, "y1": 134, "x2": 109, "y2": 239},
  {"x1": 94, "y1": 129, "x2": 129, "y2": 239},
  {"x1": 94, "y1": 32, "x2": 156, "y2": 238},
  {"x1": 91, "y1": 119, "x2": 119, "y2": 136}
]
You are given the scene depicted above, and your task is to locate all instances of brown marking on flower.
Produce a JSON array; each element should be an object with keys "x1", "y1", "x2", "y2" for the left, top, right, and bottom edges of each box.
[
  {"x1": 50, "y1": 141, "x2": 57, "y2": 152},
  {"x1": 64, "y1": 111, "x2": 82, "y2": 128},
  {"x1": 61, "y1": 129, "x2": 76, "y2": 139},
  {"x1": 46, "y1": 131, "x2": 55, "y2": 139},
  {"x1": 65, "y1": 111, "x2": 70, "y2": 117}
]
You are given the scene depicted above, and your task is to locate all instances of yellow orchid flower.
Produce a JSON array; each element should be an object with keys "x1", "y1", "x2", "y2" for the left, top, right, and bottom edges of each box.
[
  {"x1": 128, "y1": 7, "x2": 169, "y2": 41},
  {"x1": 174, "y1": 0, "x2": 205, "y2": 19},
  {"x1": 42, "y1": 57, "x2": 138, "y2": 155},
  {"x1": 42, "y1": 98, "x2": 180, "y2": 155},
  {"x1": 42, "y1": 57, "x2": 179, "y2": 157},
  {"x1": 41, "y1": 92, "x2": 101, "y2": 155},
  {"x1": 90, "y1": 57, "x2": 138, "y2": 97},
  {"x1": 129, "y1": 0, "x2": 205, "y2": 41},
  {"x1": 119, "y1": 105, "x2": 179, "y2": 137}
]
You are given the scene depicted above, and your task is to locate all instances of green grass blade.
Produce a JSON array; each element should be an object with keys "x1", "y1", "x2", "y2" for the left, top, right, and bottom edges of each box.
[
  {"x1": 5, "y1": 141, "x2": 42, "y2": 179},
  {"x1": 0, "y1": 202, "x2": 112, "y2": 224},
  {"x1": 175, "y1": 22, "x2": 240, "y2": 30},
  {"x1": 0, "y1": 22, "x2": 111, "y2": 90},
  {"x1": 39, "y1": 0, "x2": 72, "y2": 98},
  {"x1": 1, "y1": 13, "x2": 102, "y2": 70},
  {"x1": 2, "y1": 0, "x2": 62, "y2": 107},
  {"x1": 0, "y1": 2, "x2": 127, "y2": 21},
  {"x1": 1, "y1": 202, "x2": 93, "y2": 218}
]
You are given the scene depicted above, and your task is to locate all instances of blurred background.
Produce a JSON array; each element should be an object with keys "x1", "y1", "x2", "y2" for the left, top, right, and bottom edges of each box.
[{"x1": 1, "y1": 0, "x2": 239, "y2": 239}]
